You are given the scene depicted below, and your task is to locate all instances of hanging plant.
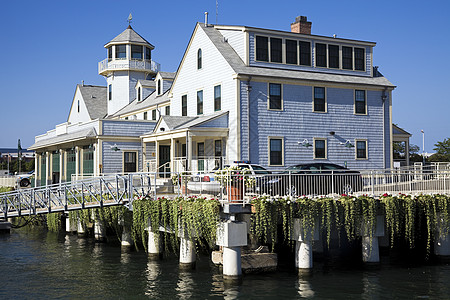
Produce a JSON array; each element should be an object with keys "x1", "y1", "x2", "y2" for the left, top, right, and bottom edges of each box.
[
  {"x1": 46, "y1": 212, "x2": 62, "y2": 232},
  {"x1": 250, "y1": 196, "x2": 279, "y2": 250},
  {"x1": 339, "y1": 195, "x2": 360, "y2": 241},
  {"x1": 296, "y1": 196, "x2": 319, "y2": 244}
]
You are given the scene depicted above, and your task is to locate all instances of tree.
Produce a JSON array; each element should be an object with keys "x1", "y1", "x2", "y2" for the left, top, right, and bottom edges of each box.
[
  {"x1": 393, "y1": 142, "x2": 422, "y2": 162},
  {"x1": 428, "y1": 138, "x2": 450, "y2": 162}
]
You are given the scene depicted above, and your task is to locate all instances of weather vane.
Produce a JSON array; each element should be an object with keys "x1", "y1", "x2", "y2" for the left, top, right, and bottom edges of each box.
[{"x1": 128, "y1": 13, "x2": 133, "y2": 25}]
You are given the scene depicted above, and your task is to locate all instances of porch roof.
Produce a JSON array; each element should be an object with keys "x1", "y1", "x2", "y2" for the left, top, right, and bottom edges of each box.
[{"x1": 28, "y1": 127, "x2": 97, "y2": 150}]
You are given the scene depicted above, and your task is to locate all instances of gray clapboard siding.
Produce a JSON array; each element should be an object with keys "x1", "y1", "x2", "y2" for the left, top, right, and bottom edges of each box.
[
  {"x1": 102, "y1": 120, "x2": 156, "y2": 136},
  {"x1": 102, "y1": 141, "x2": 142, "y2": 173}
]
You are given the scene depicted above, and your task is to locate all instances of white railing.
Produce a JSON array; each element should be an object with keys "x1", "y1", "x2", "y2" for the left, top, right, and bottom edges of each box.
[
  {"x1": 0, "y1": 176, "x2": 16, "y2": 188},
  {"x1": 98, "y1": 58, "x2": 160, "y2": 74}
]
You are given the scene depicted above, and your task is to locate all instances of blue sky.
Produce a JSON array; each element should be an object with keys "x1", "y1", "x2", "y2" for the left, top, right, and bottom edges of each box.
[{"x1": 1, "y1": 0, "x2": 449, "y2": 154}]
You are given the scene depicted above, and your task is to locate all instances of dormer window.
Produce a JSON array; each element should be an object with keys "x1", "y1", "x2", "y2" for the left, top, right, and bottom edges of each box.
[
  {"x1": 137, "y1": 87, "x2": 141, "y2": 101},
  {"x1": 157, "y1": 80, "x2": 161, "y2": 95},
  {"x1": 131, "y1": 45, "x2": 143, "y2": 60},
  {"x1": 116, "y1": 45, "x2": 126, "y2": 59},
  {"x1": 197, "y1": 49, "x2": 202, "y2": 69}
]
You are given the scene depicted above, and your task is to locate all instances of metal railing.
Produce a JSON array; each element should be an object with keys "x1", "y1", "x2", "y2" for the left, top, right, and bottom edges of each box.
[{"x1": 98, "y1": 58, "x2": 160, "y2": 74}]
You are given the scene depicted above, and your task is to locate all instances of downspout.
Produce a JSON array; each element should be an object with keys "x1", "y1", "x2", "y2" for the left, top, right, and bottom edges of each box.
[
  {"x1": 382, "y1": 88, "x2": 388, "y2": 169},
  {"x1": 247, "y1": 77, "x2": 252, "y2": 162}
]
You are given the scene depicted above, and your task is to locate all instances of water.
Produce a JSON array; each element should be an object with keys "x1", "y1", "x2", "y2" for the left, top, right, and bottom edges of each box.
[{"x1": 1, "y1": 229, "x2": 450, "y2": 299}]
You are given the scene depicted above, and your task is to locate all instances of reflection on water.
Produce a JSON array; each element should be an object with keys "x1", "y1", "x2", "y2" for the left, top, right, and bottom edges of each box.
[{"x1": 1, "y1": 228, "x2": 450, "y2": 299}]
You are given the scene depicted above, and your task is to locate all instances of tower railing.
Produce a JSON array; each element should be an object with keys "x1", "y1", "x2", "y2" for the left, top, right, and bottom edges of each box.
[{"x1": 98, "y1": 58, "x2": 160, "y2": 74}]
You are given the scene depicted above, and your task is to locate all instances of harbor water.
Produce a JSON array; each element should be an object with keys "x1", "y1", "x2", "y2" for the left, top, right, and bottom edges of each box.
[{"x1": 1, "y1": 228, "x2": 450, "y2": 299}]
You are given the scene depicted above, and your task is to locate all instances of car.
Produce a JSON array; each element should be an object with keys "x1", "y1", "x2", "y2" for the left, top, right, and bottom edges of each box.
[
  {"x1": 17, "y1": 171, "x2": 34, "y2": 188},
  {"x1": 262, "y1": 163, "x2": 362, "y2": 196},
  {"x1": 187, "y1": 161, "x2": 271, "y2": 194}
]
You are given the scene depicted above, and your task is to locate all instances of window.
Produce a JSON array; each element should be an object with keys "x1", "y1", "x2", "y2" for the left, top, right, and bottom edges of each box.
[
  {"x1": 256, "y1": 36, "x2": 269, "y2": 62},
  {"x1": 270, "y1": 38, "x2": 282, "y2": 63},
  {"x1": 313, "y1": 87, "x2": 326, "y2": 112},
  {"x1": 316, "y1": 43, "x2": 327, "y2": 67},
  {"x1": 342, "y1": 46, "x2": 353, "y2": 70},
  {"x1": 197, "y1": 90, "x2": 203, "y2": 115},
  {"x1": 157, "y1": 79, "x2": 161, "y2": 95},
  {"x1": 269, "y1": 83, "x2": 282, "y2": 110},
  {"x1": 143, "y1": 112, "x2": 147, "y2": 120},
  {"x1": 328, "y1": 45, "x2": 339, "y2": 69},
  {"x1": 107, "y1": 47, "x2": 112, "y2": 61},
  {"x1": 354, "y1": 47, "x2": 365, "y2": 71},
  {"x1": 286, "y1": 39, "x2": 297, "y2": 65},
  {"x1": 314, "y1": 139, "x2": 327, "y2": 159},
  {"x1": 123, "y1": 151, "x2": 137, "y2": 173},
  {"x1": 145, "y1": 47, "x2": 151, "y2": 60},
  {"x1": 197, "y1": 48, "x2": 202, "y2": 69},
  {"x1": 215, "y1": 140, "x2": 222, "y2": 157},
  {"x1": 182, "y1": 95, "x2": 187, "y2": 116},
  {"x1": 131, "y1": 45, "x2": 143, "y2": 60},
  {"x1": 197, "y1": 142, "x2": 204, "y2": 157},
  {"x1": 355, "y1": 90, "x2": 366, "y2": 114},
  {"x1": 269, "y1": 138, "x2": 283, "y2": 166},
  {"x1": 77, "y1": 100, "x2": 80, "y2": 113},
  {"x1": 152, "y1": 109, "x2": 156, "y2": 120},
  {"x1": 116, "y1": 45, "x2": 126, "y2": 59},
  {"x1": 108, "y1": 84, "x2": 112, "y2": 101},
  {"x1": 299, "y1": 41, "x2": 311, "y2": 66},
  {"x1": 165, "y1": 106, "x2": 170, "y2": 116},
  {"x1": 214, "y1": 85, "x2": 221, "y2": 111},
  {"x1": 125, "y1": 117, "x2": 128, "y2": 120},
  {"x1": 356, "y1": 140, "x2": 367, "y2": 159},
  {"x1": 137, "y1": 87, "x2": 141, "y2": 101}
]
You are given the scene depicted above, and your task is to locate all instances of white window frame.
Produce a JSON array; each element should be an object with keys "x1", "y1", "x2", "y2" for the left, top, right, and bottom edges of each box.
[
  {"x1": 268, "y1": 136, "x2": 284, "y2": 166},
  {"x1": 313, "y1": 138, "x2": 327, "y2": 160},
  {"x1": 312, "y1": 86, "x2": 327, "y2": 113},
  {"x1": 354, "y1": 89, "x2": 367, "y2": 115},
  {"x1": 267, "y1": 83, "x2": 283, "y2": 111},
  {"x1": 355, "y1": 139, "x2": 368, "y2": 160}
]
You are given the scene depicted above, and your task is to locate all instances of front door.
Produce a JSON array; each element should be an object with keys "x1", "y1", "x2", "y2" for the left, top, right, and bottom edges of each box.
[{"x1": 159, "y1": 145, "x2": 171, "y2": 178}]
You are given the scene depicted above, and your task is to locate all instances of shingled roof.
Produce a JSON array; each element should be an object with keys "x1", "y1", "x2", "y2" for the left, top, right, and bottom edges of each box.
[
  {"x1": 105, "y1": 25, "x2": 154, "y2": 48},
  {"x1": 78, "y1": 85, "x2": 107, "y2": 120}
]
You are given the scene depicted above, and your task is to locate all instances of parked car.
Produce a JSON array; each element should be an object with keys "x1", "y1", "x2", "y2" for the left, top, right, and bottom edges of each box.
[
  {"x1": 263, "y1": 163, "x2": 362, "y2": 196},
  {"x1": 187, "y1": 161, "x2": 271, "y2": 194},
  {"x1": 17, "y1": 171, "x2": 34, "y2": 188}
]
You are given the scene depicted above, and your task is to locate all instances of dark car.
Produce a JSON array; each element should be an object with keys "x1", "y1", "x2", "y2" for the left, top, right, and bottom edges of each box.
[{"x1": 263, "y1": 163, "x2": 362, "y2": 196}]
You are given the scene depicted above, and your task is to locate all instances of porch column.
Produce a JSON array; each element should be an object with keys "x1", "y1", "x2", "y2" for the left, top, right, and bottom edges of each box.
[
  {"x1": 143, "y1": 142, "x2": 147, "y2": 172},
  {"x1": 75, "y1": 146, "x2": 80, "y2": 181},
  {"x1": 93, "y1": 144, "x2": 98, "y2": 176},
  {"x1": 45, "y1": 151, "x2": 50, "y2": 186},
  {"x1": 187, "y1": 132, "x2": 192, "y2": 171},
  {"x1": 34, "y1": 153, "x2": 39, "y2": 186},
  {"x1": 155, "y1": 140, "x2": 159, "y2": 173},
  {"x1": 405, "y1": 139, "x2": 410, "y2": 166},
  {"x1": 59, "y1": 149, "x2": 64, "y2": 184},
  {"x1": 170, "y1": 138, "x2": 175, "y2": 173}
]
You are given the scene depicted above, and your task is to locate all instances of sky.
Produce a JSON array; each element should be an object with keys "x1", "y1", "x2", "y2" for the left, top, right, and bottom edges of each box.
[{"x1": 0, "y1": 0, "x2": 449, "y2": 154}]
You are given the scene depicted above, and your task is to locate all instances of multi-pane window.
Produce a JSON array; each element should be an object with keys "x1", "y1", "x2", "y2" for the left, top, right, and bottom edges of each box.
[
  {"x1": 108, "y1": 47, "x2": 112, "y2": 61},
  {"x1": 269, "y1": 83, "x2": 282, "y2": 110},
  {"x1": 182, "y1": 95, "x2": 187, "y2": 116},
  {"x1": 197, "y1": 90, "x2": 203, "y2": 115},
  {"x1": 197, "y1": 142, "x2": 204, "y2": 157},
  {"x1": 356, "y1": 140, "x2": 367, "y2": 159},
  {"x1": 165, "y1": 106, "x2": 170, "y2": 116},
  {"x1": 152, "y1": 109, "x2": 157, "y2": 120},
  {"x1": 299, "y1": 41, "x2": 311, "y2": 66},
  {"x1": 214, "y1": 85, "x2": 221, "y2": 111},
  {"x1": 314, "y1": 139, "x2": 326, "y2": 159},
  {"x1": 215, "y1": 140, "x2": 222, "y2": 157},
  {"x1": 355, "y1": 90, "x2": 366, "y2": 114},
  {"x1": 145, "y1": 47, "x2": 151, "y2": 60},
  {"x1": 123, "y1": 151, "x2": 137, "y2": 173},
  {"x1": 342, "y1": 46, "x2": 353, "y2": 70},
  {"x1": 354, "y1": 47, "x2": 365, "y2": 71},
  {"x1": 286, "y1": 39, "x2": 298, "y2": 64},
  {"x1": 316, "y1": 43, "x2": 327, "y2": 67},
  {"x1": 197, "y1": 49, "x2": 202, "y2": 69},
  {"x1": 108, "y1": 84, "x2": 112, "y2": 101},
  {"x1": 328, "y1": 45, "x2": 339, "y2": 68},
  {"x1": 256, "y1": 36, "x2": 269, "y2": 62},
  {"x1": 269, "y1": 138, "x2": 283, "y2": 166},
  {"x1": 131, "y1": 45, "x2": 143, "y2": 59},
  {"x1": 314, "y1": 87, "x2": 326, "y2": 112},
  {"x1": 116, "y1": 45, "x2": 126, "y2": 59},
  {"x1": 143, "y1": 112, "x2": 147, "y2": 120},
  {"x1": 270, "y1": 38, "x2": 282, "y2": 63}
]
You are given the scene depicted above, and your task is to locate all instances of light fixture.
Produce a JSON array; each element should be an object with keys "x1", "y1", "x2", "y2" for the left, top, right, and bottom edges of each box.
[
  {"x1": 340, "y1": 140, "x2": 354, "y2": 148},
  {"x1": 329, "y1": 131, "x2": 335, "y2": 136},
  {"x1": 299, "y1": 139, "x2": 312, "y2": 148},
  {"x1": 111, "y1": 144, "x2": 120, "y2": 152}
]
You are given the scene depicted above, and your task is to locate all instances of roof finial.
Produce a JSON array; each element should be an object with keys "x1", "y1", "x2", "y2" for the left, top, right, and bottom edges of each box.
[{"x1": 127, "y1": 13, "x2": 133, "y2": 27}]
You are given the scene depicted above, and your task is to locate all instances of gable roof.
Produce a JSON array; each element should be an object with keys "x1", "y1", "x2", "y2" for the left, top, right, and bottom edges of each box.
[
  {"x1": 393, "y1": 124, "x2": 411, "y2": 137},
  {"x1": 105, "y1": 25, "x2": 154, "y2": 48},
  {"x1": 29, "y1": 127, "x2": 97, "y2": 150},
  {"x1": 199, "y1": 23, "x2": 395, "y2": 88},
  {"x1": 78, "y1": 85, "x2": 108, "y2": 120},
  {"x1": 157, "y1": 72, "x2": 176, "y2": 80},
  {"x1": 109, "y1": 88, "x2": 170, "y2": 118},
  {"x1": 137, "y1": 80, "x2": 156, "y2": 88},
  {"x1": 155, "y1": 111, "x2": 228, "y2": 132}
]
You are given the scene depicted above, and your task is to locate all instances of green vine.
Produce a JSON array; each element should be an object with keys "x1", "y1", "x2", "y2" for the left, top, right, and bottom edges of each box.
[{"x1": 46, "y1": 212, "x2": 62, "y2": 232}]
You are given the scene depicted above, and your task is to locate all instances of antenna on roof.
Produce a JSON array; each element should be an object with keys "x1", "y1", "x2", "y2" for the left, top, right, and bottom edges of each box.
[
  {"x1": 216, "y1": 0, "x2": 218, "y2": 24},
  {"x1": 127, "y1": 13, "x2": 133, "y2": 26}
]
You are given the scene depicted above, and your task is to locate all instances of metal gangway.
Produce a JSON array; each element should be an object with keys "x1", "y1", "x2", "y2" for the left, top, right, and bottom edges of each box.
[{"x1": 0, "y1": 173, "x2": 155, "y2": 219}]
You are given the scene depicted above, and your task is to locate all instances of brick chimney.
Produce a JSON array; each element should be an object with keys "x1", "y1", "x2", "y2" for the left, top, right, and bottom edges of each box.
[{"x1": 291, "y1": 16, "x2": 312, "y2": 34}]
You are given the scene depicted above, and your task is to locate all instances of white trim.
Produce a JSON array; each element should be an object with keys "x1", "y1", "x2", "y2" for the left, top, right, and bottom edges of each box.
[
  {"x1": 312, "y1": 86, "x2": 327, "y2": 113},
  {"x1": 313, "y1": 138, "x2": 327, "y2": 160},
  {"x1": 354, "y1": 89, "x2": 367, "y2": 115},
  {"x1": 267, "y1": 83, "x2": 283, "y2": 111},
  {"x1": 355, "y1": 139, "x2": 368, "y2": 160},
  {"x1": 268, "y1": 136, "x2": 284, "y2": 167},
  {"x1": 122, "y1": 150, "x2": 139, "y2": 173}
]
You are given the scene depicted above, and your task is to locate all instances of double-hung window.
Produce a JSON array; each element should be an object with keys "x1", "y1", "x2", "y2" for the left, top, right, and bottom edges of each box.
[
  {"x1": 270, "y1": 38, "x2": 282, "y2": 63},
  {"x1": 256, "y1": 36, "x2": 269, "y2": 62},
  {"x1": 269, "y1": 83, "x2": 282, "y2": 110},
  {"x1": 286, "y1": 39, "x2": 297, "y2": 64},
  {"x1": 197, "y1": 49, "x2": 202, "y2": 69},
  {"x1": 342, "y1": 46, "x2": 353, "y2": 70},
  {"x1": 314, "y1": 139, "x2": 327, "y2": 159},
  {"x1": 214, "y1": 85, "x2": 221, "y2": 111},
  {"x1": 269, "y1": 138, "x2": 283, "y2": 166},
  {"x1": 355, "y1": 90, "x2": 366, "y2": 114},
  {"x1": 299, "y1": 41, "x2": 311, "y2": 66},
  {"x1": 354, "y1": 47, "x2": 365, "y2": 71},
  {"x1": 356, "y1": 140, "x2": 368, "y2": 159},
  {"x1": 315, "y1": 43, "x2": 327, "y2": 67},
  {"x1": 152, "y1": 109, "x2": 156, "y2": 120},
  {"x1": 313, "y1": 87, "x2": 326, "y2": 112},
  {"x1": 143, "y1": 112, "x2": 147, "y2": 120},
  {"x1": 197, "y1": 90, "x2": 203, "y2": 115},
  {"x1": 181, "y1": 95, "x2": 187, "y2": 116},
  {"x1": 165, "y1": 106, "x2": 170, "y2": 116},
  {"x1": 328, "y1": 45, "x2": 339, "y2": 69}
]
